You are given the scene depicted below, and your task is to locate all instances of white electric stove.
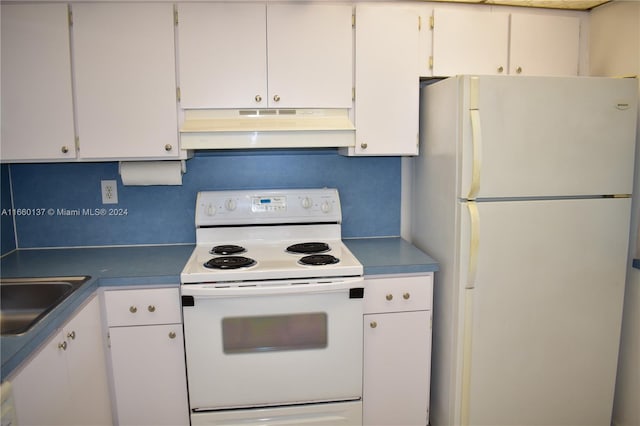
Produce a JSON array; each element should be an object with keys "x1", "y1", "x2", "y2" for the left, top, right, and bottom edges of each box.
[{"x1": 180, "y1": 188, "x2": 364, "y2": 426}]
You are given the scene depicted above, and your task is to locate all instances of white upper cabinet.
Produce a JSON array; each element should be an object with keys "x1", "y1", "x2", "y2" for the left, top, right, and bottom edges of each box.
[
  {"x1": 72, "y1": 3, "x2": 180, "y2": 160},
  {"x1": 432, "y1": 8, "x2": 509, "y2": 76},
  {"x1": 266, "y1": 4, "x2": 353, "y2": 108},
  {"x1": 177, "y1": 3, "x2": 267, "y2": 109},
  {"x1": 1, "y1": 4, "x2": 76, "y2": 162},
  {"x1": 509, "y1": 13, "x2": 580, "y2": 76},
  {"x1": 177, "y1": 3, "x2": 353, "y2": 109},
  {"x1": 350, "y1": 4, "x2": 420, "y2": 156},
  {"x1": 431, "y1": 7, "x2": 580, "y2": 77}
]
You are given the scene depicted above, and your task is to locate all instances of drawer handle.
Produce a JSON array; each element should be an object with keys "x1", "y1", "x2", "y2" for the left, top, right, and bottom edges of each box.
[
  {"x1": 370, "y1": 321, "x2": 377, "y2": 329},
  {"x1": 148, "y1": 305, "x2": 156, "y2": 313},
  {"x1": 386, "y1": 294, "x2": 393, "y2": 301},
  {"x1": 129, "y1": 306, "x2": 138, "y2": 313},
  {"x1": 169, "y1": 331, "x2": 177, "y2": 339},
  {"x1": 403, "y1": 292, "x2": 411, "y2": 300}
]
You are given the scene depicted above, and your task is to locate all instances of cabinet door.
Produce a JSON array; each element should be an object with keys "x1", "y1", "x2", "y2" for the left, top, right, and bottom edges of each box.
[
  {"x1": 109, "y1": 324, "x2": 189, "y2": 426},
  {"x1": 509, "y1": 13, "x2": 580, "y2": 76},
  {"x1": 11, "y1": 297, "x2": 112, "y2": 426},
  {"x1": 11, "y1": 330, "x2": 69, "y2": 425},
  {"x1": 267, "y1": 4, "x2": 353, "y2": 108},
  {"x1": 432, "y1": 8, "x2": 509, "y2": 76},
  {"x1": 353, "y1": 4, "x2": 419, "y2": 156},
  {"x1": 363, "y1": 311, "x2": 432, "y2": 426},
  {"x1": 72, "y1": 3, "x2": 179, "y2": 159},
  {"x1": 1, "y1": 4, "x2": 76, "y2": 161},
  {"x1": 64, "y1": 297, "x2": 112, "y2": 426},
  {"x1": 177, "y1": 3, "x2": 267, "y2": 109}
]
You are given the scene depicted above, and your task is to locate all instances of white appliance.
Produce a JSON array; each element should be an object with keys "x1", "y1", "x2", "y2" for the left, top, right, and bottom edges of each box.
[
  {"x1": 181, "y1": 188, "x2": 364, "y2": 426},
  {"x1": 411, "y1": 75, "x2": 637, "y2": 426}
]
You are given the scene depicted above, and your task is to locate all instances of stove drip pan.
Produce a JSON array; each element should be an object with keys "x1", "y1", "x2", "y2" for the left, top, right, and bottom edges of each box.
[
  {"x1": 210, "y1": 245, "x2": 246, "y2": 255},
  {"x1": 204, "y1": 256, "x2": 257, "y2": 270},
  {"x1": 299, "y1": 254, "x2": 340, "y2": 266},
  {"x1": 286, "y1": 242, "x2": 330, "y2": 254}
]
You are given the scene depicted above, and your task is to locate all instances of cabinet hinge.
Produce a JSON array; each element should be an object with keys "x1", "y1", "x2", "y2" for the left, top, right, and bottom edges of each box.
[
  {"x1": 74, "y1": 136, "x2": 80, "y2": 153},
  {"x1": 107, "y1": 331, "x2": 111, "y2": 349},
  {"x1": 418, "y1": 16, "x2": 422, "y2": 31},
  {"x1": 68, "y1": 6, "x2": 73, "y2": 26},
  {"x1": 429, "y1": 56, "x2": 433, "y2": 70},
  {"x1": 352, "y1": 87, "x2": 355, "y2": 101},
  {"x1": 176, "y1": 87, "x2": 181, "y2": 102},
  {"x1": 430, "y1": 15, "x2": 434, "y2": 30},
  {"x1": 352, "y1": 14, "x2": 355, "y2": 28},
  {"x1": 174, "y1": 7, "x2": 179, "y2": 26}
]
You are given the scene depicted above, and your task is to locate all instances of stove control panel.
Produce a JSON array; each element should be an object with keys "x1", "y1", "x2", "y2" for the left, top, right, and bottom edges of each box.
[
  {"x1": 251, "y1": 196, "x2": 287, "y2": 213},
  {"x1": 196, "y1": 188, "x2": 342, "y2": 226}
]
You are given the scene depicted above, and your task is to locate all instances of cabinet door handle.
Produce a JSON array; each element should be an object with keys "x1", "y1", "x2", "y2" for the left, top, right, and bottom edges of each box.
[
  {"x1": 497, "y1": 66, "x2": 504, "y2": 73},
  {"x1": 129, "y1": 306, "x2": 138, "y2": 313},
  {"x1": 61, "y1": 146, "x2": 69, "y2": 154},
  {"x1": 164, "y1": 144, "x2": 173, "y2": 152},
  {"x1": 385, "y1": 294, "x2": 393, "y2": 301},
  {"x1": 169, "y1": 331, "x2": 177, "y2": 339},
  {"x1": 58, "y1": 341, "x2": 67, "y2": 351},
  {"x1": 273, "y1": 94, "x2": 280, "y2": 102},
  {"x1": 360, "y1": 142, "x2": 368, "y2": 149},
  {"x1": 67, "y1": 331, "x2": 76, "y2": 340},
  {"x1": 403, "y1": 292, "x2": 411, "y2": 300},
  {"x1": 516, "y1": 66, "x2": 523, "y2": 74},
  {"x1": 148, "y1": 305, "x2": 156, "y2": 313},
  {"x1": 370, "y1": 321, "x2": 377, "y2": 329},
  {"x1": 255, "y1": 95, "x2": 262, "y2": 103}
]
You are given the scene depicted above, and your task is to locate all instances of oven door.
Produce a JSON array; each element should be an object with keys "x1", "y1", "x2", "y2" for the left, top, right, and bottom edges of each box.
[{"x1": 181, "y1": 277, "x2": 364, "y2": 412}]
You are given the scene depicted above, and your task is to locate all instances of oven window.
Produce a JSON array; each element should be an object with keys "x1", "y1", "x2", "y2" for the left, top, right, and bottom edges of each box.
[{"x1": 222, "y1": 313, "x2": 327, "y2": 354}]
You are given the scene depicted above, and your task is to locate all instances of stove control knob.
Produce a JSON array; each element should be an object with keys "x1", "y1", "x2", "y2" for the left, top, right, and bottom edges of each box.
[
  {"x1": 301, "y1": 197, "x2": 312, "y2": 209},
  {"x1": 205, "y1": 203, "x2": 216, "y2": 216},
  {"x1": 321, "y1": 201, "x2": 332, "y2": 213},
  {"x1": 225, "y1": 199, "x2": 237, "y2": 211}
]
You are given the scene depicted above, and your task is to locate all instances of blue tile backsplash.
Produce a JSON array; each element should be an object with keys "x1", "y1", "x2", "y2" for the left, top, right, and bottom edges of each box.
[{"x1": 3, "y1": 150, "x2": 401, "y2": 251}]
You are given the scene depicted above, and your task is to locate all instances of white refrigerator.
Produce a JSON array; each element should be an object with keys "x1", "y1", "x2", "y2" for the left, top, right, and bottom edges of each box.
[{"x1": 411, "y1": 75, "x2": 637, "y2": 426}]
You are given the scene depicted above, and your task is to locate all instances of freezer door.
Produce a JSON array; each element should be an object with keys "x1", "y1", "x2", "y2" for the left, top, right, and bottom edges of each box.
[
  {"x1": 458, "y1": 76, "x2": 637, "y2": 198},
  {"x1": 458, "y1": 197, "x2": 630, "y2": 425}
]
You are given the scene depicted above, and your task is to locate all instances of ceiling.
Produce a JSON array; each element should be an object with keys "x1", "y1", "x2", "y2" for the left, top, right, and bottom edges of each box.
[{"x1": 425, "y1": 0, "x2": 611, "y2": 10}]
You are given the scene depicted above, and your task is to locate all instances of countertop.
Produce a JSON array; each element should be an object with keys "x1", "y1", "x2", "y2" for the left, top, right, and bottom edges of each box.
[
  {"x1": 344, "y1": 237, "x2": 439, "y2": 275},
  {"x1": 1, "y1": 238, "x2": 438, "y2": 381}
]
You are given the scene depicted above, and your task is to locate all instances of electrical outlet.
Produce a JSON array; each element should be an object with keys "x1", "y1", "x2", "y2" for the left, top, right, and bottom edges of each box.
[{"x1": 101, "y1": 180, "x2": 118, "y2": 204}]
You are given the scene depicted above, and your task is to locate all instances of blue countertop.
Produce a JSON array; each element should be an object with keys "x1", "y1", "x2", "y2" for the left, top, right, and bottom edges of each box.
[
  {"x1": 1, "y1": 238, "x2": 437, "y2": 380},
  {"x1": 344, "y1": 237, "x2": 439, "y2": 275},
  {"x1": 1, "y1": 245, "x2": 194, "y2": 381}
]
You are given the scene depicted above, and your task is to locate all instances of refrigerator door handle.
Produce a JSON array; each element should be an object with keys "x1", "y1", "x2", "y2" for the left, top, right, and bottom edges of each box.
[
  {"x1": 466, "y1": 201, "x2": 479, "y2": 290},
  {"x1": 468, "y1": 109, "x2": 482, "y2": 200}
]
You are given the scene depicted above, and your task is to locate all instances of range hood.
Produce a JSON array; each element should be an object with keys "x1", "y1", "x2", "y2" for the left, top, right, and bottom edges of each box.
[{"x1": 180, "y1": 108, "x2": 355, "y2": 150}]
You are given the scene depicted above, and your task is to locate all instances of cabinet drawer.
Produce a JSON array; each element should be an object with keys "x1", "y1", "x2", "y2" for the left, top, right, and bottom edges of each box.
[
  {"x1": 104, "y1": 287, "x2": 181, "y2": 326},
  {"x1": 364, "y1": 275, "x2": 433, "y2": 314}
]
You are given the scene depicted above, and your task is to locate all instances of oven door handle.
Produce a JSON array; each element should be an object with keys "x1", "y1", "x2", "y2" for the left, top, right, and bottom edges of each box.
[{"x1": 181, "y1": 279, "x2": 364, "y2": 298}]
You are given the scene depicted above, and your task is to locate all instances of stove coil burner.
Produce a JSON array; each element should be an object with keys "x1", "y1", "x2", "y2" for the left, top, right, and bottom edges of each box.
[
  {"x1": 299, "y1": 254, "x2": 340, "y2": 266},
  {"x1": 210, "y1": 245, "x2": 246, "y2": 255},
  {"x1": 286, "y1": 242, "x2": 330, "y2": 254},
  {"x1": 204, "y1": 256, "x2": 256, "y2": 270}
]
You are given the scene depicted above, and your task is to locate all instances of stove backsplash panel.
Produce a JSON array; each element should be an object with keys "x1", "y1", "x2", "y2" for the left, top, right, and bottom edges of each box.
[{"x1": 6, "y1": 150, "x2": 401, "y2": 249}]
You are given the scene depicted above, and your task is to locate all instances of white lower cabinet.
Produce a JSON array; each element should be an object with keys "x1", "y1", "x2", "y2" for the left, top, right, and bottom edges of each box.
[
  {"x1": 11, "y1": 296, "x2": 112, "y2": 426},
  {"x1": 103, "y1": 287, "x2": 189, "y2": 426},
  {"x1": 363, "y1": 275, "x2": 433, "y2": 426}
]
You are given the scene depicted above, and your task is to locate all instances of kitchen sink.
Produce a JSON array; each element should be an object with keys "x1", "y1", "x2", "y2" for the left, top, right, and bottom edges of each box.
[{"x1": 0, "y1": 276, "x2": 91, "y2": 336}]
